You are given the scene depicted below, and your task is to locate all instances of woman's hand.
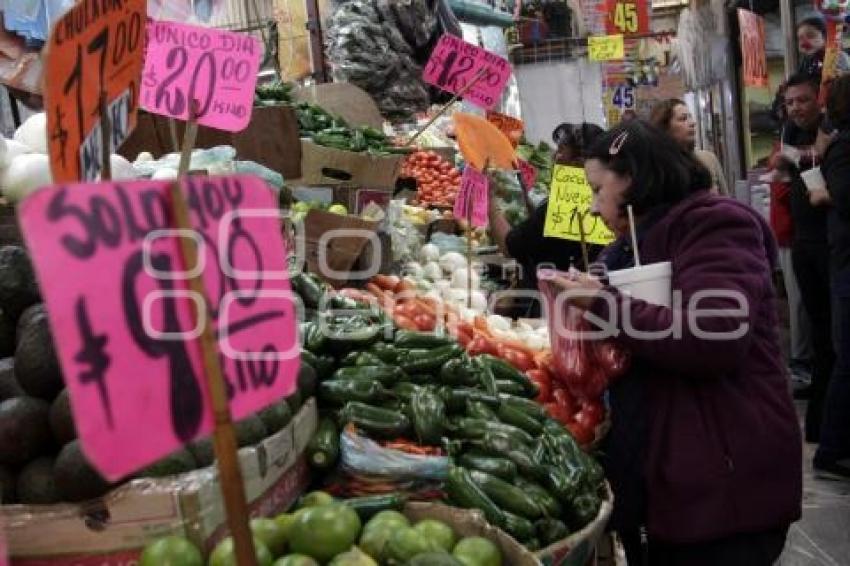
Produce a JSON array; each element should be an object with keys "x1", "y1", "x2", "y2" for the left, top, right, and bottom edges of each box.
[{"x1": 547, "y1": 271, "x2": 605, "y2": 310}]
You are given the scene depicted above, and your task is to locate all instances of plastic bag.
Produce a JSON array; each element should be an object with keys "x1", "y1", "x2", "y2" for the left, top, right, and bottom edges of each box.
[
  {"x1": 340, "y1": 426, "x2": 448, "y2": 481},
  {"x1": 539, "y1": 269, "x2": 631, "y2": 400}
]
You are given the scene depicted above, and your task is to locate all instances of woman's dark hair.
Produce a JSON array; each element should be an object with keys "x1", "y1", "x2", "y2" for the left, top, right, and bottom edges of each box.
[
  {"x1": 827, "y1": 74, "x2": 850, "y2": 131},
  {"x1": 552, "y1": 122, "x2": 606, "y2": 158},
  {"x1": 648, "y1": 98, "x2": 686, "y2": 133},
  {"x1": 585, "y1": 120, "x2": 712, "y2": 215},
  {"x1": 797, "y1": 16, "x2": 826, "y2": 37}
]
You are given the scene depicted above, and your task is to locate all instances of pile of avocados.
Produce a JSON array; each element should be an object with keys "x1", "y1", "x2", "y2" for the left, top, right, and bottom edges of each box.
[{"x1": 0, "y1": 245, "x2": 316, "y2": 506}]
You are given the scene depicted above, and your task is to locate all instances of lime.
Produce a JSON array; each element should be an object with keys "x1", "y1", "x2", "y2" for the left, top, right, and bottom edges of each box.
[
  {"x1": 208, "y1": 537, "x2": 274, "y2": 566},
  {"x1": 366, "y1": 510, "x2": 409, "y2": 529},
  {"x1": 288, "y1": 504, "x2": 362, "y2": 562},
  {"x1": 327, "y1": 547, "x2": 378, "y2": 565},
  {"x1": 384, "y1": 526, "x2": 441, "y2": 563},
  {"x1": 274, "y1": 513, "x2": 297, "y2": 539},
  {"x1": 251, "y1": 518, "x2": 288, "y2": 557},
  {"x1": 272, "y1": 556, "x2": 319, "y2": 566},
  {"x1": 413, "y1": 519, "x2": 456, "y2": 552},
  {"x1": 298, "y1": 490, "x2": 335, "y2": 509},
  {"x1": 358, "y1": 517, "x2": 407, "y2": 560},
  {"x1": 452, "y1": 537, "x2": 502, "y2": 566},
  {"x1": 139, "y1": 536, "x2": 202, "y2": 566}
]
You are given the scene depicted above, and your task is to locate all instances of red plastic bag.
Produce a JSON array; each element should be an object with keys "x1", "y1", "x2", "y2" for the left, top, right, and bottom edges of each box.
[{"x1": 539, "y1": 270, "x2": 631, "y2": 400}]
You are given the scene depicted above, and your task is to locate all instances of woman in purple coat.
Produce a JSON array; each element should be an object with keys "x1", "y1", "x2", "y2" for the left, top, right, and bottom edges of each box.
[{"x1": 549, "y1": 121, "x2": 802, "y2": 564}]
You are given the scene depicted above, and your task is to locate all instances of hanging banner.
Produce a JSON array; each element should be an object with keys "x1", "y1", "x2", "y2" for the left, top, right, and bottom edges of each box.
[
  {"x1": 44, "y1": 0, "x2": 146, "y2": 183},
  {"x1": 588, "y1": 35, "x2": 625, "y2": 61},
  {"x1": 423, "y1": 35, "x2": 513, "y2": 110},
  {"x1": 605, "y1": 0, "x2": 650, "y2": 35},
  {"x1": 738, "y1": 9, "x2": 769, "y2": 88},
  {"x1": 141, "y1": 20, "x2": 262, "y2": 132},
  {"x1": 543, "y1": 166, "x2": 615, "y2": 245},
  {"x1": 18, "y1": 176, "x2": 300, "y2": 480}
]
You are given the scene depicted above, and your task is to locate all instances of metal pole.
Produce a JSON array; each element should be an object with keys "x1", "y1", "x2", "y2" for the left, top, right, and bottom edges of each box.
[{"x1": 780, "y1": 0, "x2": 797, "y2": 76}]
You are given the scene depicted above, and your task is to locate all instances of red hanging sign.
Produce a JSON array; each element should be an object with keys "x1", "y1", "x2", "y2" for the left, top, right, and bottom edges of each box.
[{"x1": 605, "y1": 0, "x2": 650, "y2": 36}]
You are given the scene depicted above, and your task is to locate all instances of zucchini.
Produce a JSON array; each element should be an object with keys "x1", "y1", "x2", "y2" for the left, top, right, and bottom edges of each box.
[
  {"x1": 501, "y1": 511, "x2": 536, "y2": 543},
  {"x1": 344, "y1": 493, "x2": 407, "y2": 521},
  {"x1": 516, "y1": 478, "x2": 564, "y2": 518},
  {"x1": 410, "y1": 388, "x2": 446, "y2": 445},
  {"x1": 394, "y1": 330, "x2": 454, "y2": 349},
  {"x1": 319, "y1": 380, "x2": 389, "y2": 406},
  {"x1": 398, "y1": 344, "x2": 463, "y2": 374},
  {"x1": 480, "y1": 354, "x2": 538, "y2": 397},
  {"x1": 499, "y1": 394, "x2": 548, "y2": 422},
  {"x1": 445, "y1": 466, "x2": 505, "y2": 527},
  {"x1": 307, "y1": 417, "x2": 339, "y2": 470},
  {"x1": 339, "y1": 402, "x2": 412, "y2": 438},
  {"x1": 332, "y1": 366, "x2": 404, "y2": 386},
  {"x1": 469, "y1": 470, "x2": 542, "y2": 519},
  {"x1": 497, "y1": 403, "x2": 543, "y2": 436},
  {"x1": 457, "y1": 452, "x2": 518, "y2": 481}
]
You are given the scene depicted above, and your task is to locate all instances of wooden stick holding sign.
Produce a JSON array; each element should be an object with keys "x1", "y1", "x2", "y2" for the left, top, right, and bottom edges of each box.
[
  {"x1": 168, "y1": 101, "x2": 258, "y2": 566},
  {"x1": 405, "y1": 68, "x2": 488, "y2": 148}
]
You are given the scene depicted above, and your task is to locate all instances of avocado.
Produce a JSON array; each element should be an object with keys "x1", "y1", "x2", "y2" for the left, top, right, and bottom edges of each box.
[
  {"x1": 14, "y1": 309, "x2": 62, "y2": 401},
  {"x1": 0, "y1": 464, "x2": 15, "y2": 503},
  {"x1": 136, "y1": 449, "x2": 197, "y2": 479},
  {"x1": 0, "y1": 357, "x2": 23, "y2": 401},
  {"x1": 187, "y1": 436, "x2": 215, "y2": 468},
  {"x1": 0, "y1": 397, "x2": 51, "y2": 466},
  {"x1": 17, "y1": 456, "x2": 60, "y2": 504},
  {"x1": 0, "y1": 310, "x2": 14, "y2": 357},
  {"x1": 16, "y1": 303, "x2": 45, "y2": 345},
  {"x1": 297, "y1": 364, "x2": 318, "y2": 398},
  {"x1": 234, "y1": 415, "x2": 268, "y2": 447},
  {"x1": 0, "y1": 246, "x2": 40, "y2": 321},
  {"x1": 53, "y1": 440, "x2": 112, "y2": 502},
  {"x1": 257, "y1": 400, "x2": 293, "y2": 433},
  {"x1": 49, "y1": 389, "x2": 77, "y2": 445}
]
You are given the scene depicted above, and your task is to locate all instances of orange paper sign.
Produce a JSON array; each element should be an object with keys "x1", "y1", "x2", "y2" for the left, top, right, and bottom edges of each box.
[
  {"x1": 485, "y1": 111, "x2": 524, "y2": 148},
  {"x1": 738, "y1": 9, "x2": 768, "y2": 88},
  {"x1": 45, "y1": 0, "x2": 146, "y2": 183}
]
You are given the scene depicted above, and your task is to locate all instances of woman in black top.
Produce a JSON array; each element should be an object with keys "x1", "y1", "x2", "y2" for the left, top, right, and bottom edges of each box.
[
  {"x1": 488, "y1": 123, "x2": 604, "y2": 297},
  {"x1": 814, "y1": 74, "x2": 850, "y2": 480}
]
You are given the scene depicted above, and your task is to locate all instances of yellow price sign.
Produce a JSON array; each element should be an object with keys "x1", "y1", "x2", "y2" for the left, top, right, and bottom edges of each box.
[
  {"x1": 543, "y1": 165, "x2": 616, "y2": 246},
  {"x1": 588, "y1": 35, "x2": 625, "y2": 61}
]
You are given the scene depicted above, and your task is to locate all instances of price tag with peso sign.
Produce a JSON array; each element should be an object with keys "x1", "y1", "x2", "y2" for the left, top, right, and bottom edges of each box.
[
  {"x1": 141, "y1": 20, "x2": 261, "y2": 132},
  {"x1": 423, "y1": 35, "x2": 512, "y2": 110},
  {"x1": 18, "y1": 176, "x2": 300, "y2": 480},
  {"x1": 588, "y1": 35, "x2": 625, "y2": 61},
  {"x1": 544, "y1": 165, "x2": 615, "y2": 245},
  {"x1": 45, "y1": 0, "x2": 146, "y2": 183},
  {"x1": 454, "y1": 166, "x2": 489, "y2": 227}
]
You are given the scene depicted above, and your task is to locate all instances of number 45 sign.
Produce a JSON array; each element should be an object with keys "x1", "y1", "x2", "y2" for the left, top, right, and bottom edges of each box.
[{"x1": 606, "y1": 0, "x2": 650, "y2": 35}]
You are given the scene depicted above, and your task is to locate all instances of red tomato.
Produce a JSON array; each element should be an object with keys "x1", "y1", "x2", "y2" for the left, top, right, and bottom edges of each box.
[
  {"x1": 467, "y1": 334, "x2": 498, "y2": 357},
  {"x1": 498, "y1": 346, "x2": 536, "y2": 372},
  {"x1": 543, "y1": 403, "x2": 573, "y2": 426},
  {"x1": 456, "y1": 329, "x2": 473, "y2": 348},
  {"x1": 552, "y1": 388, "x2": 577, "y2": 417},
  {"x1": 393, "y1": 314, "x2": 419, "y2": 331},
  {"x1": 413, "y1": 313, "x2": 436, "y2": 332},
  {"x1": 526, "y1": 369, "x2": 552, "y2": 403},
  {"x1": 566, "y1": 421, "x2": 595, "y2": 446}
]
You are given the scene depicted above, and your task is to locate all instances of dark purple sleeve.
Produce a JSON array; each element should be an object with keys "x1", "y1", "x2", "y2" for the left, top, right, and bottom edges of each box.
[{"x1": 590, "y1": 204, "x2": 771, "y2": 377}]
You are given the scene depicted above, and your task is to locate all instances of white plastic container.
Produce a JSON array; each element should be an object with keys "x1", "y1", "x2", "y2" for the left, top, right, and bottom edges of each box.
[
  {"x1": 607, "y1": 261, "x2": 672, "y2": 307},
  {"x1": 801, "y1": 166, "x2": 827, "y2": 193}
]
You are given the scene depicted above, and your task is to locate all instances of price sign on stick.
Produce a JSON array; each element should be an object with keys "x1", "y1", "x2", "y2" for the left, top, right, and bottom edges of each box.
[
  {"x1": 18, "y1": 176, "x2": 300, "y2": 480},
  {"x1": 485, "y1": 111, "x2": 524, "y2": 148},
  {"x1": 588, "y1": 35, "x2": 625, "y2": 61},
  {"x1": 544, "y1": 165, "x2": 615, "y2": 245},
  {"x1": 606, "y1": 0, "x2": 650, "y2": 35},
  {"x1": 454, "y1": 166, "x2": 489, "y2": 227},
  {"x1": 44, "y1": 0, "x2": 146, "y2": 183},
  {"x1": 424, "y1": 35, "x2": 512, "y2": 110},
  {"x1": 141, "y1": 20, "x2": 261, "y2": 131}
]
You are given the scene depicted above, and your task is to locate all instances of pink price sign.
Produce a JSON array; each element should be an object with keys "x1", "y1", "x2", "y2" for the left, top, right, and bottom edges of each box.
[
  {"x1": 18, "y1": 176, "x2": 300, "y2": 480},
  {"x1": 423, "y1": 35, "x2": 512, "y2": 110},
  {"x1": 141, "y1": 20, "x2": 261, "y2": 131},
  {"x1": 453, "y1": 166, "x2": 489, "y2": 227},
  {"x1": 518, "y1": 159, "x2": 538, "y2": 191}
]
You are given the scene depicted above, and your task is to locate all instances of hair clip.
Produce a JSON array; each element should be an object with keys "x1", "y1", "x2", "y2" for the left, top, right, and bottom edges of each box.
[{"x1": 609, "y1": 131, "x2": 628, "y2": 155}]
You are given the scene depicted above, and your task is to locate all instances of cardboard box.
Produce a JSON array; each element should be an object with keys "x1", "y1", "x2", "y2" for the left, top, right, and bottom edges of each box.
[
  {"x1": 118, "y1": 106, "x2": 302, "y2": 180},
  {"x1": 294, "y1": 141, "x2": 403, "y2": 190},
  {"x1": 303, "y1": 209, "x2": 380, "y2": 288},
  {"x1": 3, "y1": 399, "x2": 317, "y2": 564}
]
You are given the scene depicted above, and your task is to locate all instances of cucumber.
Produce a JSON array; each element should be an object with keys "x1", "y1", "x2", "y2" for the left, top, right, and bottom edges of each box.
[
  {"x1": 319, "y1": 380, "x2": 388, "y2": 406},
  {"x1": 469, "y1": 470, "x2": 543, "y2": 520},
  {"x1": 480, "y1": 355, "x2": 538, "y2": 397},
  {"x1": 458, "y1": 452, "x2": 518, "y2": 481},
  {"x1": 394, "y1": 330, "x2": 454, "y2": 349},
  {"x1": 497, "y1": 403, "x2": 543, "y2": 436},
  {"x1": 445, "y1": 466, "x2": 505, "y2": 527},
  {"x1": 516, "y1": 478, "x2": 564, "y2": 518},
  {"x1": 502, "y1": 511, "x2": 536, "y2": 543},
  {"x1": 499, "y1": 394, "x2": 548, "y2": 422},
  {"x1": 332, "y1": 366, "x2": 404, "y2": 386},
  {"x1": 339, "y1": 402, "x2": 412, "y2": 438},
  {"x1": 344, "y1": 492, "x2": 407, "y2": 521},
  {"x1": 307, "y1": 417, "x2": 339, "y2": 470}
]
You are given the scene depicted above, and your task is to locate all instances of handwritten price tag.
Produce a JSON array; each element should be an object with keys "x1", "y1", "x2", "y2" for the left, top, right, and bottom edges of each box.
[
  {"x1": 18, "y1": 176, "x2": 300, "y2": 480},
  {"x1": 588, "y1": 35, "x2": 625, "y2": 61},
  {"x1": 454, "y1": 166, "x2": 489, "y2": 227},
  {"x1": 141, "y1": 20, "x2": 261, "y2": 131},
  {"x1": 44, "y1": 0, "x2": 146, "y2": 183},
  {"x1": 424, "y1": 35, "x2": 512, "y2": 110},
  {"x1": 518, "y1": 159, "x2": 538, "y2": 191},
  {"x1": 486, "y1": 111, "x2": 524, "y2": 148},
  {"x1": 544, "y1": 165, "x2": 615, "y2": 245}
]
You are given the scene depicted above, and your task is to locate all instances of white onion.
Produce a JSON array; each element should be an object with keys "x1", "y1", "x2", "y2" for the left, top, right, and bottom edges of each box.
[
  {"x1": 14, "y1": 113, "x2": 48, "y2": 154},
  {"x1": 486, "y1": 315, "x2": 511, "y2": 332},
  {"x1": 451, "y1": 267, "x2": 480, "y2": 290},
  {"x1": 1, "y1": 154, "x2": 52, "y2": 202},
  {"x1": 423, "y1": 262, "x2": 443, "y2": 282},
  {"x1": 3, "y1": 140, "x2": 32, "y2": 168},
  {"x1": 404, "y1": 262, "x2": 425, "y2": 279},
  {"x1": 439, "y1": 251, "x2": 467, "y2": 273},
  {"x1": 420, "y1": 243, "x2": 440, "y2": 262},
  {"x1": 110, "y1": 154, "x2": 138, "y2": 180}
]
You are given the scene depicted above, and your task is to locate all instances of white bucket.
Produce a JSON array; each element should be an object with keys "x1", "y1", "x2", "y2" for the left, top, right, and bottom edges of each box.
[{"x1": 607, "y1": 261, "x2": 672, "y2": 307}]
